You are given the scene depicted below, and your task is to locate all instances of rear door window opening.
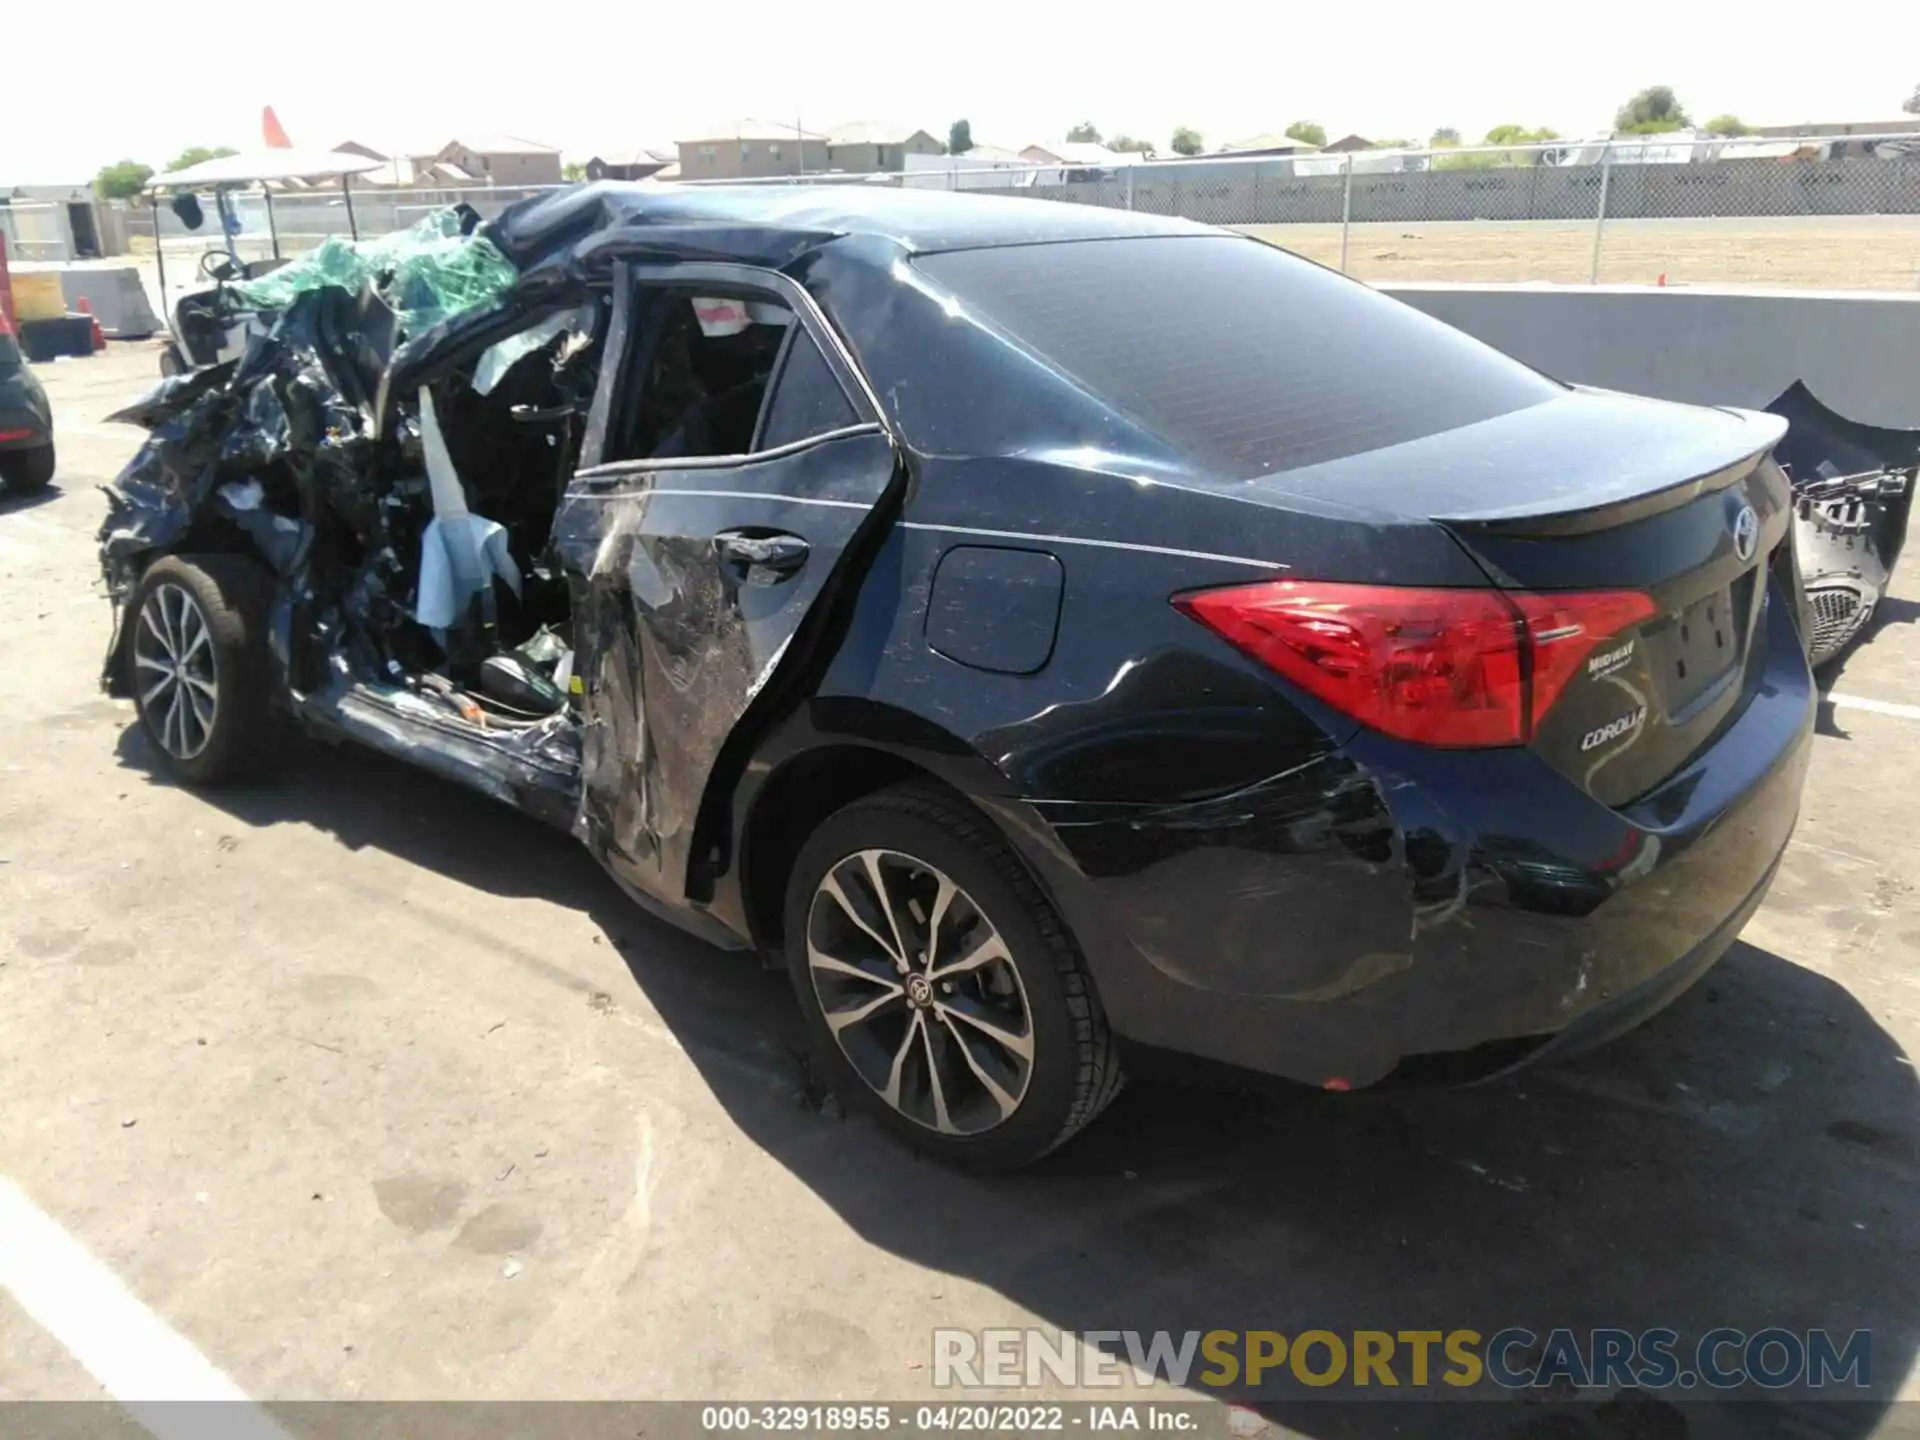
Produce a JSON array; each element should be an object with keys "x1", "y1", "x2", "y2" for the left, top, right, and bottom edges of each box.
[{"x1": 603, "y1": 286, "x2": 864, "y2": 465}]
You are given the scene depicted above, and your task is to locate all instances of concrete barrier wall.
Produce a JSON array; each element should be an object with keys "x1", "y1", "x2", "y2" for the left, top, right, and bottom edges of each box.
[{"x1": 1382, "y1": 283, "x2": 1920, "y2": 429}]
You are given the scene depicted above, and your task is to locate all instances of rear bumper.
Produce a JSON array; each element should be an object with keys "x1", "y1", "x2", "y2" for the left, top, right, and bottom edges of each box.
[
  {"x1": 0, "y1": 406, "x2": 50, "y2": 450},
  {"x1": 1479, "y1": 846, "x2": 1780, "y2": 1077},
  {"x1": 998, "y1": 594, "x2": 1815, "y2": 1088}
]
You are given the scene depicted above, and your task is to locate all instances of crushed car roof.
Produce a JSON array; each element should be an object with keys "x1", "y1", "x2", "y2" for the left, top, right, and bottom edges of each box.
[{"x1": 486, "y1": 180, "x2": 1213, "y2": 273}]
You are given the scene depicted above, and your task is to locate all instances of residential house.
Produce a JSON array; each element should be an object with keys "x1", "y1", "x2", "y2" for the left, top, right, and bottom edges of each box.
[
  {"x1": 424, "y1": 136, "x2": 563, "y2": 187},
  {"x1": 903, "y1": 146, "x2": 1042, "y2": 190},
  {"x1": 1020, "y1": 141, "x2": 1131, "y2": 166},
  {"x1": 825, "y1": 122, "x2": 944, "y2": 173},
  {"x1": 946, "y1": 143, "x2": 1030, "y2": 166},
  {"x1": 1017, "y1": 141, "x2": 1146, "y2": 182},
  {"x1": 1215, "y1": 133, "x2": 1318, "y2": 157},
  {"x1": 586, "y1": 148, "x2": 678, "y2": 182},
  {"x1": 1321, "y1": 134, "x2": 1376, "y2": 153},
  {"x1": 333, "y1": 143, "x2": 476, "y2": 188},
  {"x1": 675, "y1": 121, "x2": 829, "y2": 180}
]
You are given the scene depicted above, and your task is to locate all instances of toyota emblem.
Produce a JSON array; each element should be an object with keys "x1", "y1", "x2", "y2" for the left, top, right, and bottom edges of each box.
[{"x1": 1732, "y1": 504, "x2": 1759, "y2": 563}]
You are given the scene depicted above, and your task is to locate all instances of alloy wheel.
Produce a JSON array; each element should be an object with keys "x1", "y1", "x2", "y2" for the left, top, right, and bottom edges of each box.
[
  {"x1": 133, "y1": 582, "x2": 219, "y2": 761},
  {"x1": 806, "y1": 849, "x2": 1034, "y2": 1135}
]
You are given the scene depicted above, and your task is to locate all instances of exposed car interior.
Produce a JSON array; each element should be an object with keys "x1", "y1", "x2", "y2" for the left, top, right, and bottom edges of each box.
[
  {"x1": 334, "y1": 290, "x2": 808, "y2": 738},
  {"x1": 609, "y1": 295, "x2": 795, "y2": 461}
]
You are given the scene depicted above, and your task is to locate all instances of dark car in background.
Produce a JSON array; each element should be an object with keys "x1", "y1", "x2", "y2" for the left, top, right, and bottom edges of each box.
[
  {"x1": 96, "y1": 186, "x2": 1815, "y2": 1169},
  {"x1": 0, "y1": 317, "x2": 55, "y2": 494}
]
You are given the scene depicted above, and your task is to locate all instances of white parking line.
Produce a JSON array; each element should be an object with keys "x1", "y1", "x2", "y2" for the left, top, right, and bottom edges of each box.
[
  {"x1": 1823, "y1": 692, "x2": 1920, "y2": 722},
  {"x1": 0, "y1": 1178, "x2": 293, "y2": 1440}
]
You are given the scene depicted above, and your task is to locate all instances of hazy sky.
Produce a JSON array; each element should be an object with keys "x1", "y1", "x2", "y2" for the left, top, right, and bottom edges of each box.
[{"x1": 6, "y1": 0, "x2": 1918, "y2": 180}]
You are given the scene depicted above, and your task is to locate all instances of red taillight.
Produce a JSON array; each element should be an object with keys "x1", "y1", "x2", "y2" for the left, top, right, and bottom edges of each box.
[
  {"x1": 0, "y1": 428, "x2": 34, "y2": 443},
  {"x1": 1173, "y1": 581, "x2": 1655, "y2": 749}
]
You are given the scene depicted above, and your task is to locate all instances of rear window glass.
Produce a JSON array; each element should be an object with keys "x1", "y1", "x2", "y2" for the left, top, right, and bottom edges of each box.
[{"x1": 913, "y1": 236, "x2": 1560, "y2": 477}]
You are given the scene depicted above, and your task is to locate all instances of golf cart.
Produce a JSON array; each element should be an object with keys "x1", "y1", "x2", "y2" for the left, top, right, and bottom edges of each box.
[{"x1": 146, "y1": 148, "x2": 382, "y2": 376}]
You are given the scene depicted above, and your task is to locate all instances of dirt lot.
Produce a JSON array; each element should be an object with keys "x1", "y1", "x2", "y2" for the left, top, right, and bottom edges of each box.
[
  {"x1": 2, "y1": 342, "x2": 1918, "y2": 1437},
  {"x1": 1239, "y1": 215, "x2": 1920, "y2": 289}
]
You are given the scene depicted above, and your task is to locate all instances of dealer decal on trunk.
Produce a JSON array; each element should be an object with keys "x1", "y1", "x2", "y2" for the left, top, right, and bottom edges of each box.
[
  {"x1": 1586, "y1": 639, "x2": 1634, "y2": 679},
  {"x1": 1581, "y1": 705, "x2": 1649, "y2": 752}
]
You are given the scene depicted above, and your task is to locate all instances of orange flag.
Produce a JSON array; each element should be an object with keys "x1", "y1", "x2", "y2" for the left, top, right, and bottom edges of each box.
[{"x1": 262, "y1": 106, "x2": 293, "y2": 148}]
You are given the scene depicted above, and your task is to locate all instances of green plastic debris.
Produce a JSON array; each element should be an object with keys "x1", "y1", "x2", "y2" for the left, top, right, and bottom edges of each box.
[{"x1": 234, "y1": 207, "x2": 517, "y2": 336}]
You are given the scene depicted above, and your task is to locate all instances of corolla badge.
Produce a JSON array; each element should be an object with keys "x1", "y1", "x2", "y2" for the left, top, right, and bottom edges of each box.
[
  {"x1": 1581, "y1": 705, "x2": 1648, "y2": 753},
  {"x1": 1732, "y1": 503, "x2": 1759, "y2": 563}
]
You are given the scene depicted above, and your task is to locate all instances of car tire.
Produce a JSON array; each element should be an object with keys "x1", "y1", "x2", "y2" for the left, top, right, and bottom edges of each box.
[
  {"x1": 159, "y1": 344, "x2": 186, "y2": 378},
  {"x1": 0, "y1": 442, "x2": 54, "y2": 494},
  {"x1": 784, "y1": 782, "x2": 1123, "y2": 1170},
  {"x1": 125, "y1": 554, "x2": 278, "y2": 785}
]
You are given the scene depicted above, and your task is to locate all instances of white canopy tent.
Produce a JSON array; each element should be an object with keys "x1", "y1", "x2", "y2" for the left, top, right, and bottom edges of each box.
[
  {"x1": 145, "y1": 149, "x2": 387, "y2": 338},
  {"x1": 148, "y1": 148, "x2": 384, "y2": 190}
]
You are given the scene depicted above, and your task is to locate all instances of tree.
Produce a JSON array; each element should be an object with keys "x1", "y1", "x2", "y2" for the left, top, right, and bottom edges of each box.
[
  {"x1": 1170, "y1": 126, "x2": 1204, "y2": 156},
  {"x1": 1614, "y1": 85, "x2": 1691, "y2": 134},
  {"x1": 164, "y1": 145, "x2": 238, "y2": 174},
  {"x1": 1284, "y1": 120, "x2": 1326, "y2": 147},
  {"x1": 1109, "y1": 134, "x2": 1155, "y2": 156},
  {"x1": 1433, "y1": 125, "x2": 1561, "y2": 170},
  {"x1": 562, "y1": 161, "x2": 588, "y2": 181},
  {"x1": 1902, "y1": 84, "x2": 1919, "y2": 115},
  {"x1": 1368, "y1": 137, "x2": 1414, "y2": 149},
  {"x1": 1065, "y1": 121, "x2": 1103, "y2": 144},
  {"x1": 1430, "y1": 126, "x2": 1461, "y2": 146},
  {"x1": 948, "y1": 119, "x2": 974, "y2": 154},
  {"x1": 1484, "y1": 123, "x2": 1559, "y2": 146},
  {"x1": 93, "y1": 160, "x2": 154, "y2": 200},
  {"x1": 1703, "y1": 115, "x2": 1750, "y2": 137}
]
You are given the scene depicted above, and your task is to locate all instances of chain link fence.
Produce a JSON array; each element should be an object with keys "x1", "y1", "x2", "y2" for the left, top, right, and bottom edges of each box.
[
  {"x1": 95, "y1": 130, "x2": 1920, "y2": 294},
  {"x1": 726, "y1": 133, "x2": 1920, "y2": 290}
]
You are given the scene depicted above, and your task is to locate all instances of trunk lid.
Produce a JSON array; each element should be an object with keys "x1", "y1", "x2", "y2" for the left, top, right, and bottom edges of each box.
[{"x1": 1251, "y1": 390, "x2": 1793, "y2": 805}]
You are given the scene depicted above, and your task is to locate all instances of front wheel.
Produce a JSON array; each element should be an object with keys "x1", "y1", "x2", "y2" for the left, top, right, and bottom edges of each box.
[
  {"x1": 125, "y1": 554, "x2": 278, "y2": 784},
  {"x1": 785, "y1": 783, "x2": 1123, "y2": 1170}
]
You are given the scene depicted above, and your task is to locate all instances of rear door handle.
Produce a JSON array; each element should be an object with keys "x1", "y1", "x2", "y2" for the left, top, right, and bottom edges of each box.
[{"x1": 714, "y1": 530, "x2": 810, "y2": 582}]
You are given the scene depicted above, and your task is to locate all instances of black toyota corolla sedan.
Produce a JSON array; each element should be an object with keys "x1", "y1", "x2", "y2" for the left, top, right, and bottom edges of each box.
[{"x1": 97, "y1": 185, "x2": 1814, "y2": 1168}]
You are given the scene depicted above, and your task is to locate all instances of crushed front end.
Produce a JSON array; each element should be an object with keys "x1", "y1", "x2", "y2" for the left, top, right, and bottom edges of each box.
[{"x1": 96, "y1": 206, "x2": 596, "y2": 826}]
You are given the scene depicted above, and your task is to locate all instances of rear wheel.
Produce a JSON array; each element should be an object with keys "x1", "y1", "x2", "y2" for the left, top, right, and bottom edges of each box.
[
  {"x1": 785, "y1": 783, "x2": 1123, "y2": 1170},
  {"x1": 0, "y1": 442, "x2": 53, "y2": 494},
  {"x1": 158, "y1": 344, "x2": 186, "y2": 378},
  {"x1": 125, "y1": 554, "x2": 278, "y2": 784}
]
